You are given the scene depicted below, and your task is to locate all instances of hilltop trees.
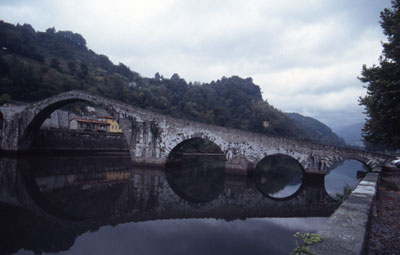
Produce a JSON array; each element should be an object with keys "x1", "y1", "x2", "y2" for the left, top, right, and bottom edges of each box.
[{"x1": 359, "y1": 0, "x2": 400, "y2": 148}]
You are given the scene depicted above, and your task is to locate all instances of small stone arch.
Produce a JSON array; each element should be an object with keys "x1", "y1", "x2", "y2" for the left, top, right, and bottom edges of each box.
[
  {"x1": 328, "y1": 156, "x2": 372, "y2": 171},
  {"x1": 18, "y1": 93, "x2": 128, "y2": 151},
  {"x1": 254, "y1": 153, "x2": 306, "y2": 174},
  {"x1": 253, "y1": 152, "x2": 306, "y2": 172},
  {"x1": 166, "y1": 136, "x2": 225, "y2": 160},
  {"x1": 164, "y1": 132, "x2": 226, "y2": 159}
]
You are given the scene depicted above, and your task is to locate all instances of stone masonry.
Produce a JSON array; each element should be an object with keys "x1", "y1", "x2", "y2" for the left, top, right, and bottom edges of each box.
[{"x1": 0, "y1": 90, "x2": 392, "y2": 173}]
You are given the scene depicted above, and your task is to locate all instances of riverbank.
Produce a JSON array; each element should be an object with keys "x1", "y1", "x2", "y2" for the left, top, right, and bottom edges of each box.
[
  {"x1": 366, "y1": 165, "x2": 400, "y2": 254},
  {"x1": 311, "y1": 171, "x2": 379, "y2": 254},
  {"x1": 309, "y1": 164, "x2": 400, "y2": 254}
]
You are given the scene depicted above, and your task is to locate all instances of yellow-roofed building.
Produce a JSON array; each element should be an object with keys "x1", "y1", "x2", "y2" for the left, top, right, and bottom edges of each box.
[{"x1": 97, "y1": 116, "x2": 122, "y2": 133}]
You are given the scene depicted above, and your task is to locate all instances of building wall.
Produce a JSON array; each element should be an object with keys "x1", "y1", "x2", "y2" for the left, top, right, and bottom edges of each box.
[
  {"x1": 97, "y1": 116, "x2": 122, "y2": 133},
  {"x1": 107, "y1": 119, "x2": 122, "y2": 133},
  {"x1": 41, "y1": 110, "x2": 69, "y2": 129},
  {"x1": 70, "y1": 119, "x2": 78, "y2": 130}
]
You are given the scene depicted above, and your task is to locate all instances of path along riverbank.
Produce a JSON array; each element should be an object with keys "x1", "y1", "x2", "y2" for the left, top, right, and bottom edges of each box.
[{"x1": 366, "y1": 165, "x2": 400, "y2": 254}]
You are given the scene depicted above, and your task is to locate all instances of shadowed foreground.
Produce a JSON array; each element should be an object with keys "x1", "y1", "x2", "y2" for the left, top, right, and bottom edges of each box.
[{"x1": 366, "y1": 165, "x2": 400, "y2": 254}]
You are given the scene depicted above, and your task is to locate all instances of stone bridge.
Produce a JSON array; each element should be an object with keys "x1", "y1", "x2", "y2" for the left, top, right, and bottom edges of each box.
[{"x1": 0, "y1": 90, "x2": 391, "y2": 173}]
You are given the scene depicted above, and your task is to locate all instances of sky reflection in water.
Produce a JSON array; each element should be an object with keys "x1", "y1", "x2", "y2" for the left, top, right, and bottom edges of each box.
[
  {"x1": 325, "y1": 159, "x2": 368, "y2": 196},
  {"x1": 17, "y1": 217, "x2": 327, "y2": 255}
]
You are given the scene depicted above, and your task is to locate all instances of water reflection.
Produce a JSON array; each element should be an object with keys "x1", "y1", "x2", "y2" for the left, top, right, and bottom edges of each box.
[
  {"x1": 165, "y1": 155, "x2": 225, "y2": 203},
  {"x1": 19, "y1": 156, "x2": 132, "y2": 219},
  {"x1": 165, "y1": 138, "x2": 226, "y2": 202},
  {"x1": 325, "y1": 159, "x2": 369, "y2": 197},
  {"x1": 0, "y1": 202, "x2": 327, "y2": 255},
  {"x1": 0, "y1": 155, "x2": 337, "y2": 255},
  {"x1": 253, "y1": 154, "x2": 303, "y2": 199}
]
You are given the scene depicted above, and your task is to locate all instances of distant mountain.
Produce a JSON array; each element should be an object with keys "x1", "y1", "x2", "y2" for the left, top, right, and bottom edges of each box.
[
  {"x1": 334, "y1": 123, "x2": 364, "y2": 148},
  {"x1": 287, "y1": 113, "x2": 346, "y2": 147}
]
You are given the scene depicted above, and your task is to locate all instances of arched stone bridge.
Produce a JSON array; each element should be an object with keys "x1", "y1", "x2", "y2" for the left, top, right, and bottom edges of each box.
[{"x1": 0, "y1": 90, "x2": 391, "y2": 173}]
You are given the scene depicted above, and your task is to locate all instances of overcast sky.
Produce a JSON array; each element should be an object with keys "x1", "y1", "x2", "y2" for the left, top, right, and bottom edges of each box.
[{"x1": 0, "y1": 0, "x2": 392, "y2": 129}]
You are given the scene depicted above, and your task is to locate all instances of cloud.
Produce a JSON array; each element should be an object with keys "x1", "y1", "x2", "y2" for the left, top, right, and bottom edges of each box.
[{"x1": 0, "y1": 0, "x2": 393, "y2": 128}]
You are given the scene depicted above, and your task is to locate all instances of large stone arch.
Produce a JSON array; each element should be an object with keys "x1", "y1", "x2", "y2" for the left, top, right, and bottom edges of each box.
[
  {"x1": 16, "y1": 92, "x2": 130, "y2": 151},
  {"x1": 252, "y1": 150, "x2": 310, "y2": 172},
  {"x1": 254, "y1": 153, "x2": 306, "y2": 173}
]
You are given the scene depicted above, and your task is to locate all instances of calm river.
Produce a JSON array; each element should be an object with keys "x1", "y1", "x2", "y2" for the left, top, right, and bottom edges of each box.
[{"x1": 0, "y1": 154, "x2": 366, "y2": 255}]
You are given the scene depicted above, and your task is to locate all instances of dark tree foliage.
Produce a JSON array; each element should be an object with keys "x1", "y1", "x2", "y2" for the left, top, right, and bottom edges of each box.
[
  {"x1": 115, "y1": 63, "x2": 134, "y2": 80},
  {"x1": 0, "y1": 22, "x2": 45, "y2": 63},
  {"x1": 79, "y1": 63, "x2": 88, "y2": 77},
  {"x1": 50, "y1": 58, "x2": 60, "y2": 69},
  {"x1": 359, "y1": 0, "x2": 400, "y2": 148},
  {"x1": 67, "y1": 61, "x2": 77, "y2": 74}
]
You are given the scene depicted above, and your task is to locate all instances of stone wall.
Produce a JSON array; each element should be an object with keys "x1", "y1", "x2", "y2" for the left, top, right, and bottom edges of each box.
[
  {"x1": 30, "y1": 129, "x2": 129, "y2": 152},
  {"x1": 312, "y1": 172, "x2": 379, "y2": 255},
  {"x1": 40, "y1": 110, "x2": 69, "y2": 129}
]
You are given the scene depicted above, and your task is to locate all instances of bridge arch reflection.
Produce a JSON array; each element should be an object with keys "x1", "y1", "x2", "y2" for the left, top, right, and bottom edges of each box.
[
  {"x1": 253, "y1": 154, "x2": 304, "y2": 200},
  {"x1": 18, "y1": 156, "x2": 131, "y2": 220},
  {"x1": 165, "y1": 138, "x2": 226, "y2": 203},
  {"x1": 0, "y1": 155, "x2": 338, "y2": 227},
  {"x1": 324, "y1": 158, "x2": 369, "y2": 197},
  {"x1": 328, "y1": 155, "x2": 374, "y2": 170}
]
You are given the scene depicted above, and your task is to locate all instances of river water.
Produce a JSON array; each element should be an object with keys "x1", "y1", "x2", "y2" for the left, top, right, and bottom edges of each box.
[{"x1": 0, "y1": 154, "x2": 365, "y2": 255}]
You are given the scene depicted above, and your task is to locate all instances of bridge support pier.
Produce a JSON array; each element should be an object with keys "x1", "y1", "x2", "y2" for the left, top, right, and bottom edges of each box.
[
  {"x1": 304, "y1": 169, "x2": 327, "y2": 175},
  {"x1": 131, "y1": 157, "x2": 166, "y2": 167}
]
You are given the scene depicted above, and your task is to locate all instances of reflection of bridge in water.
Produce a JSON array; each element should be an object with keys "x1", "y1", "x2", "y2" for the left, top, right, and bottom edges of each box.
[
  {"x1": 1, "y1": 156, "x2": 336, "y2": 220},
  {"x1": 0, "y1": 156, "x2": 338, "y2": 254}
]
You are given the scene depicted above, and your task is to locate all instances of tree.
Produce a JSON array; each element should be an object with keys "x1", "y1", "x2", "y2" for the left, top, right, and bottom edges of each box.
[
  {"x1": 46, "y1": 27, "x2": 56, "y2": 34},
  {"x1": 50, "y1": 58, "x2": 60, "y2": 70},
  {"x1": 359, "y1": 0, "x2": 400, "y2": 148},
  {"x1": 67, "y1": 61, "x2": 77, "y2": 74},
  {"x1": 154, "y1": 72, "x2": 161, "y2": 81},
  {"x1": 80, "y1": 63, "x2": 88, "y2": 77}
]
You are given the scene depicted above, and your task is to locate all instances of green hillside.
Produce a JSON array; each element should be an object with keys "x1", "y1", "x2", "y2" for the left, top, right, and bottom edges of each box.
[
  {"x1": 0, "y1": 20, "x2": 343, "y2": 145},
  {"x1": 287, "y1": 113, "x2": 346, "y2": 146}
]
